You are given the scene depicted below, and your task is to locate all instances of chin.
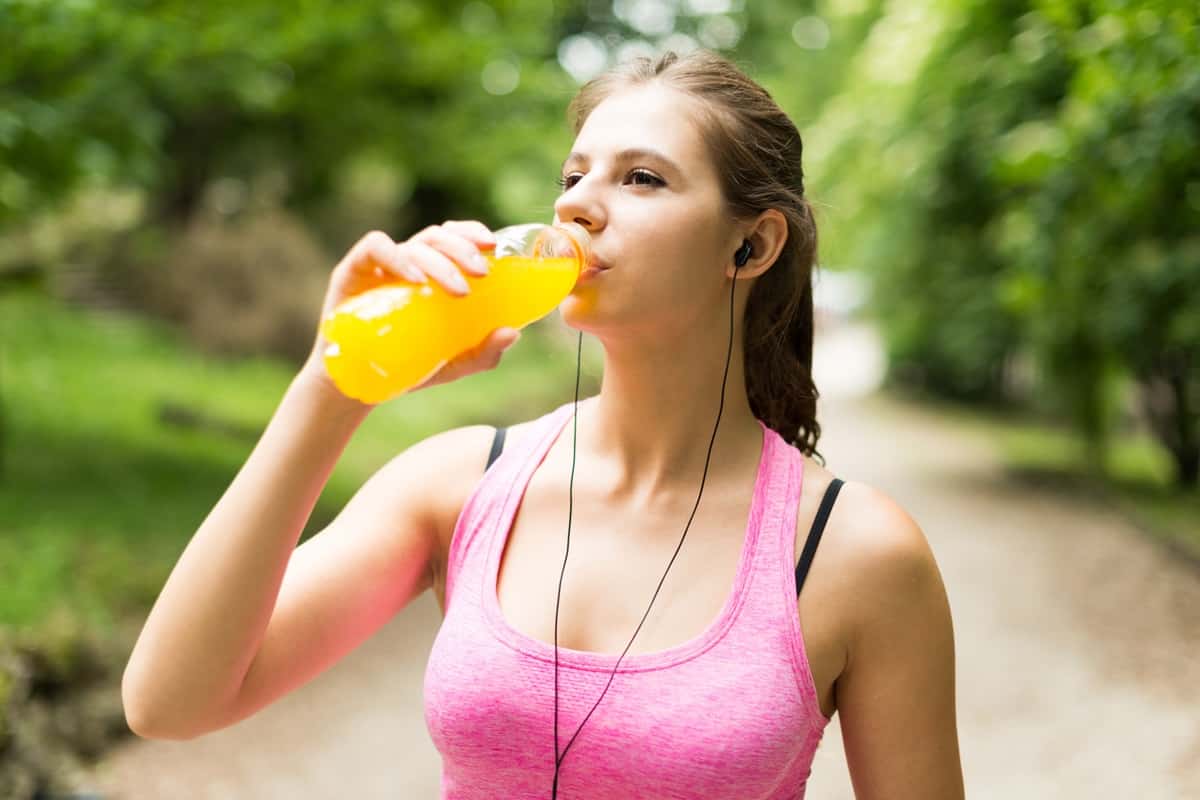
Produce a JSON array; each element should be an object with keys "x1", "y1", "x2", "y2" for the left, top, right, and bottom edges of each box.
[
  {"x1": 557, "y1": 288, "x2": 604, "y2": 333},
  {"x1": 558, "y1": 285, "x2": 683, "y2": 341}
]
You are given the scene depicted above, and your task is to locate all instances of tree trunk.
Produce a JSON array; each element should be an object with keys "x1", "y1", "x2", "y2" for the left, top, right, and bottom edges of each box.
[
  {"x1": 1138, "y1": 348, "x2": 1199, "y2": 489},
  {"x1": 1168, "y1": 368, "x2": 1198, "y2": 488}
]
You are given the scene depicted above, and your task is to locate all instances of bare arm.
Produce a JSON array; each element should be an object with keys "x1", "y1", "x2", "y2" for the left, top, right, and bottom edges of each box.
[
  {"x1": 226, "y1": 420, "x2": 494, "y2": 733},
  {"x1": 837, "y1": 488, "x2": 965, "y2": 799},
  {"x1": 121, "y1": 373, "x2": 370, "y2": 738},
  {"x1": 121, "y1": 221, "x2": 512, "y2": 740}
]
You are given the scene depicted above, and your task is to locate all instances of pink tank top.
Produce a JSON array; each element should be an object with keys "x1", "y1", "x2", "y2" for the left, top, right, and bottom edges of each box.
[{"x1": 423, "y1": 402, "x2": 830, "y2": 799}]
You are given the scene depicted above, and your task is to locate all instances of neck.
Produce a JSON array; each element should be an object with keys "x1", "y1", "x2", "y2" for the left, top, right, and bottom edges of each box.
[{"x1": 570, "y1": 325, "x2": 763, "y2": 506}]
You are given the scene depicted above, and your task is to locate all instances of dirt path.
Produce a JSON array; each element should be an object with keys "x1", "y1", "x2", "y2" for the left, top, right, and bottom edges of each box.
[{"x1": 86, "y1": 322, "x2": 1200, "y2": 798}]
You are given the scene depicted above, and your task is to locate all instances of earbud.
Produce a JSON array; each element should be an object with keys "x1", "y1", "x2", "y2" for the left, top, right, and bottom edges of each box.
[{"x1": 734, "y1": 239, "x2": 752, "y2": 268}]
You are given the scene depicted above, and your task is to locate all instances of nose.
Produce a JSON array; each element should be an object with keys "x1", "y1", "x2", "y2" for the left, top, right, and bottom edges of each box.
[{"x1": 553, "y1": 176, "x2": 606, "y2": 233}]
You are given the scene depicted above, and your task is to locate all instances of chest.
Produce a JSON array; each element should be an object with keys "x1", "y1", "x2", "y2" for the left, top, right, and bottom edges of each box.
[
  {"x1": 495, "y1": 472, "x2": 755, "y2": 657},
  {"x1": 432, "y1": 429, "x2": 849, "y2": 722},
  {"x1": 487, "y1": 461, "x2": 846, "y2": 722}
]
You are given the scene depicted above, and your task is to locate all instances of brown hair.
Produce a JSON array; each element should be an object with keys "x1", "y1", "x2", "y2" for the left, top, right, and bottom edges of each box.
[{"x1": 568, "y1": 50, "x2": 823, "y2": 459}]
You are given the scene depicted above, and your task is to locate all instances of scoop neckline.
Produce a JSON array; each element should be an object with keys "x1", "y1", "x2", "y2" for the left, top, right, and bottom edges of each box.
[{"x1": 484, "y1": 403, "x2": 775, "y2": 673}]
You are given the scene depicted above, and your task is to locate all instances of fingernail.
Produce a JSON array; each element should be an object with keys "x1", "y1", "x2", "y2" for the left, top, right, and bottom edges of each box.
[
  {"x1": 472, "y1": 254, "x2": 490, "y2": 274},
  {"x1": 452, "y1": 274, "x2": 470, "y2": 293}
]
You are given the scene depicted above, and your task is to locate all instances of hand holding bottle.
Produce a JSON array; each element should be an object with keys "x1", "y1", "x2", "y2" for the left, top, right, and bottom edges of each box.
[
  {"x1": 311, "y1": 221, "x2": 591, "y2": 405},
  {"x1": 299, "y1": 221, "x2": 524, "y2": 403}
]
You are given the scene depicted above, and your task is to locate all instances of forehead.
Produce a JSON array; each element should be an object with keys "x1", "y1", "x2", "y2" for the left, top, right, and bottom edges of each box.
[{"x1": 571, "y1": 84, "x2": 714, "y2": 170}]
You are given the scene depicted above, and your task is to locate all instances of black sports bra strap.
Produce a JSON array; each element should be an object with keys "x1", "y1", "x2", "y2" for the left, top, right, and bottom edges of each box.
[
  {"x1": 795, "y1": 478, "x2": 844, "y2": 597},
  {"x1": 486, "y1": 426, "x2": 507, "y2": 470}
]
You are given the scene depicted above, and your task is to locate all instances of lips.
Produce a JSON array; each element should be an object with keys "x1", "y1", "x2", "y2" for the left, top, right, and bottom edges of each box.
[{"x1": 577, "y1": 259, "x2": 607, "y2": 282}]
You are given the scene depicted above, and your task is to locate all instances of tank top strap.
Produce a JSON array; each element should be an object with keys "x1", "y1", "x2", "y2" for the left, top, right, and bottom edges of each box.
[
  {"x1": 754, "y1": 429, "x2": 830, "y2": 728},
  {"x1": 443, "y1": 402, "x2": 576, "y2": 608},
  {"x1": 743, "y1": 422, "x2": 805, "y2": 589},
  {"x1": 706, "y1": 421, "x2": 828, "y2": 729}
]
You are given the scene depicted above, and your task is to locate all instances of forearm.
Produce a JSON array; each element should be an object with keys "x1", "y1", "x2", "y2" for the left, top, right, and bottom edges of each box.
[{"x1": 122, "y1": 371, "x2": 371, "y2": 738}]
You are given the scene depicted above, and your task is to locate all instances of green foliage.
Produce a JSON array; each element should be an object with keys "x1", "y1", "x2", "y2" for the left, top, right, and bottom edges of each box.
[
  {"x1": 109, "y1": 207, "x2": 333, "y2": 363},
  {"x1": 0, "y1": 0, "x2": 577, "y2": 236},
  {"x1": 1, "y1": 0, "x2": 890, "y2": 240},
  {"x1": 814, "y1": 0, "x2": 1200, "y2": 486}
]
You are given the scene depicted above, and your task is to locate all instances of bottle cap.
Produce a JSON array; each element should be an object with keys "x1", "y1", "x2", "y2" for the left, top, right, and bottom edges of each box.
[{"x1": 536, "y1": 222, "x2": 591, "y2": 268}]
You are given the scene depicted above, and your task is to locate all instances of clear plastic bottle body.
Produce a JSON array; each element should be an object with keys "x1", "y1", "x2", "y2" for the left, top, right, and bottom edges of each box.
[{"x1": 320, "y1": 223, "x2": 590, "y2": 404}]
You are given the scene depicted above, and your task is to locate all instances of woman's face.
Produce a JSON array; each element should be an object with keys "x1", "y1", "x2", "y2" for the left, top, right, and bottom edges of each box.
[{"x1": 554, "y1": 83, "x2": 740, "y2": 339}]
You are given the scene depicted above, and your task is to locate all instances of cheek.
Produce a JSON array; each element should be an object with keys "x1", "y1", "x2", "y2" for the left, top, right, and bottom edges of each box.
[
  {"x1": 631, "y1": 202, "x2": 723, "y2": 269},
  {"x1": 559, "y1": 200, "x2": 729, "y2": 329},
  {"x1": 655, "y1": 227, "x2": 727, "y2": 293},
  {"x1": 658, "y1": 196, "x2": 731, "y2": 263}
]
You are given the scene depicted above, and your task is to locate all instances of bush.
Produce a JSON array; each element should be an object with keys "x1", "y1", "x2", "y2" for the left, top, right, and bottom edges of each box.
[{"x1": 113, "y1": 208, "x2": 331, "y2": 365}]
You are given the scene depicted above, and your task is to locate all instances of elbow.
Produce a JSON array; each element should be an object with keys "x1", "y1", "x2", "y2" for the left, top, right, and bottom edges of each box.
[
  {"x1": 123, "y1": 705, "x2": 167, "y2": 741},
  {"x1": 122, "y1": 698, "x2": 207, "y2": 742},
  {"x1": 121, "y1": 669, "x2": 208, "y2": 742},
  {"x1": 121, "y1": 683, "x2": 174, "y2": 741},
  {"x1": 122, "y1": 698, "x2": 169, "y2": 741}
]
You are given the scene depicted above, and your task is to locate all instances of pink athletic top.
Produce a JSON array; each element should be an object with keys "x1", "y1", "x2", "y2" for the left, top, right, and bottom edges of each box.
[{"x1": 423, "y1": 401, "x2": 831, "y2": 799}]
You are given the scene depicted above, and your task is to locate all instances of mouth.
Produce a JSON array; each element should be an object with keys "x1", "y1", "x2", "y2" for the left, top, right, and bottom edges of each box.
[{"x1": 578, "y1": 259, "x2": 608, "y2": 282}]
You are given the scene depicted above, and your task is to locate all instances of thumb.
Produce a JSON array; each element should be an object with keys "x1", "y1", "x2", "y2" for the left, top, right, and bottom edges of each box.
[{"x1": 496, "y1": 327, "x2": 522, "y2": 348}]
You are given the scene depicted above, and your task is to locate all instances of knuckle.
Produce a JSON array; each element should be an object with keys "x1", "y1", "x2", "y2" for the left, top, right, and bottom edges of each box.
[
  {"x1": 447, "y1": 219, "x2": 491, "y2": 238},
  {"x1": 360, "y1": 230, "x2": 390, "y2": 248}
]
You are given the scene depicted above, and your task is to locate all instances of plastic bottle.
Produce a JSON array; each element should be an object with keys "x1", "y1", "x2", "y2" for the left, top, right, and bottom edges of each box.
[{"x1": 319, "y1": 222, "x2": 592, "y2": 404}]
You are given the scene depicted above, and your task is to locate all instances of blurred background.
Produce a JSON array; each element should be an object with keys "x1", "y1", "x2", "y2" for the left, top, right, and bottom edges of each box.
[{"x1": 1, "y1": 0, "x2": 1197, "y2": 797}]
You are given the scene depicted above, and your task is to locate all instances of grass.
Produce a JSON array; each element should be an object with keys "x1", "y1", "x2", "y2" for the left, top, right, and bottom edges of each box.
[
  {"x1": 901, "y1": 390, "x2": 1200, "y2": 564},
  {"x1": 0, "y1": 288, "x2": 602, "y2": 636}
]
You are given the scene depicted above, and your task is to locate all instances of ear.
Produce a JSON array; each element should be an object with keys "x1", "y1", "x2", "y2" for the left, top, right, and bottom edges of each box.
[{"x1": 727, "y1": 209, "x2": 789, "y2": 279}]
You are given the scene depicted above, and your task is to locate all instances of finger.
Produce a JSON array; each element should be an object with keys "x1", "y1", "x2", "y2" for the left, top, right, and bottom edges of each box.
[
  {"x1": 414, "y1": 224, "x2": 492, "y2": 277},
  {"x1": 441, "y1": 220, "x2": 496, "y2": 249},
  {"x1": 415, "y1": 327, "x2": 520, "y2": 390},
  {"x1": 402, "y1": 241, "x2": 472, "y2": 296},
  {"x1": 356, "y1": 231, "x2": 427, "y2": 284},
  {"x1": 461, "y1": 328, "x2": 520, "y2": 370},
  {"x1": 491, "y1": 326, "x2": 522, "y2": 349},
  {"x1": 481, "y1": 328, "x2": 522, "y2": 365}
]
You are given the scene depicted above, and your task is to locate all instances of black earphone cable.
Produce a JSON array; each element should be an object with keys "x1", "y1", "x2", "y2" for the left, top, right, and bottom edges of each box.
[{"x1": 550, "y1": 254, "x2": 745, "y2": 797}]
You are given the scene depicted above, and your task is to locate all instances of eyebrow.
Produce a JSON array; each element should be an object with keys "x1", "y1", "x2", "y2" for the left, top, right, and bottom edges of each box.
[{"x1": 560, "y1": 147, "x2": 683, "y2": 177}]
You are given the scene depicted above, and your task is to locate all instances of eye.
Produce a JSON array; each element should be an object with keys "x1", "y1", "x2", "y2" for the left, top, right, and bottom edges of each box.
[
  {"x1": 557, "y1": 173, "x2": 582, "y2": 190},
  {"x1": 627, "y1": 169, "x2": 665, "y2": 187}
]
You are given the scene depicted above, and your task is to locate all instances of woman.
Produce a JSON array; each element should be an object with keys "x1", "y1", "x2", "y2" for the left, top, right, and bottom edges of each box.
[{"x1": 123, "y1": 50, "x2": 964, "y2": 798}]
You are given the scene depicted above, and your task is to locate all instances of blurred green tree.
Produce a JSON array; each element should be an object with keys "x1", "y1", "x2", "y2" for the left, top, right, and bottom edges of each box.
[
  {"x1": 814, "y1": 0, "x2": 1199, "y2": 486},
  {"x1": 1018, "y1": 2, "x2": 1200, "y2": 485},
  {"x1": 0, "y1": 0, "x2": 577, "y2": 239}
]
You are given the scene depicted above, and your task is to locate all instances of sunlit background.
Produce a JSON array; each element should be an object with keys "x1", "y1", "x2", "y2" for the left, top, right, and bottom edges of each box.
[{"x1": 1, "y1": 0, "x2": 1197, "y2": 797}]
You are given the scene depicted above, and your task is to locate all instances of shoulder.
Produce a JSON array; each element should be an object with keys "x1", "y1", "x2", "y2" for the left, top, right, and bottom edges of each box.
[
  {"x1": 830, "y1": 483, "x2": 954, "y2": 688},
  {"x1": 808, "y1": 473, "x2": 963, "y2": 794},
  {"x1": 422, "y1": 415, "x2": 550, "y2": 577},
  {"x1": 830, "y1": 480, "x2": 936, "y2": 580},
  {"x1": 385, "y1": 423, "x2": 496, "y2": 577},
  {"x1": 798, "y1": 463, "x2": 949, "y2": 656}
]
